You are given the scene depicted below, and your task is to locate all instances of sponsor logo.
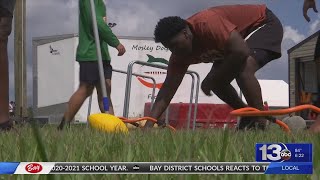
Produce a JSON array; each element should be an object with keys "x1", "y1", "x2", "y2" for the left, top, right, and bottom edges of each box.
[
  {"x1": 137, "y1": 54, "x2": 168, "y2": 89},
  {"x1": 25, "y1": 163, "x2": 43, "y2": 173}
]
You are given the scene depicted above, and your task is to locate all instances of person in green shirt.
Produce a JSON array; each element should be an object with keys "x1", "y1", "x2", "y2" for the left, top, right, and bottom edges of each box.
[{"x1": 58, "y1": 0, "x2": 126, "y2": 130}]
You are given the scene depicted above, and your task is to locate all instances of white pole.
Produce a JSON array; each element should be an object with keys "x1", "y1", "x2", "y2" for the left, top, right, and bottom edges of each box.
[{"x1": 89, "y1": 0, "x2": 109, "y2": 113}]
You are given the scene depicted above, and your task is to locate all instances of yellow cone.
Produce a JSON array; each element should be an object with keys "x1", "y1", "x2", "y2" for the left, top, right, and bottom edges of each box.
[{"x1": 88, "y1": 113, "x2": 129, "y2": 134}]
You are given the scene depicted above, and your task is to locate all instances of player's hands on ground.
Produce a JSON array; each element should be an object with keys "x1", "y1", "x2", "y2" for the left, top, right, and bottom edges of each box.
[
  {"x1": 303, "y1": 0, "x2": 318, "y2": 22},
  {"x1": 142, "y1": 118, "x2": 165, "y2": 129},
  {"x1": 116, "y1": 43, "x2": 126, "y2": 56},
  {"x1": 201, "y1": 79, "x2": 213, "y2": 96},
  {"x1": 142, "y1": 119, "x2": 154, "y2": 128},
  {"x1": 156, "y1": 119, "x2": 166, "y2": 128}
]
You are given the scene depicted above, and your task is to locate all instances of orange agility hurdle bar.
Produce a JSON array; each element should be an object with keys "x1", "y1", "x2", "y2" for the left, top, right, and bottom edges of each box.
[
  {"x1": 230, "y1": 105, "x2": 320, "y2": 133},
  {"x1": 231, "y1": 105, "x2": 320, "y2": 116}
]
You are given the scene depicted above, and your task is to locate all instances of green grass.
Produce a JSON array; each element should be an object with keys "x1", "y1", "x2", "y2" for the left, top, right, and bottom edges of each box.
[{"x1": 0, "y1": 123, "x2": 319, "y2": 180}]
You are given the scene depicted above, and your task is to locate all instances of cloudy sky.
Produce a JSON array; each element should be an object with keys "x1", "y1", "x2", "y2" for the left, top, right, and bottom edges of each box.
[{"x1": 6, "y1": 0, "x2": 320, "y2": 105}]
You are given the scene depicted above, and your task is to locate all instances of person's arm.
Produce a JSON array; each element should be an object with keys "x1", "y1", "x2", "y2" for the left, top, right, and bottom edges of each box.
[
  {"x1": 80, "y1": 0, "x2": 125, "y2": 55},
  {"x1": 303, "y1": 0, "x2": 318, "y2": 22},
  {"x1": 144, "y1": 60, "x2": 189, "y2": 128}
]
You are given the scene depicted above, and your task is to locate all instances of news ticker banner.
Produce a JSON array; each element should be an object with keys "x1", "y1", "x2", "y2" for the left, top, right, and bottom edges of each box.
[
  {"x1": 0, "y1": 143, "x2": 313, "y2": 175},
  {"x1": 0, "y1": 162, "x2": 313, "y2": 174}
]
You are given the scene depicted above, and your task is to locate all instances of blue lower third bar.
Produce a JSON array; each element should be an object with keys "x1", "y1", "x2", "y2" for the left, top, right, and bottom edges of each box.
[
  {"x1": 0, "y1": 162, "x2": 20, "y2": 174},
  {"x1": 265, "y1": 162, "x2": 313, "y2": 174}
]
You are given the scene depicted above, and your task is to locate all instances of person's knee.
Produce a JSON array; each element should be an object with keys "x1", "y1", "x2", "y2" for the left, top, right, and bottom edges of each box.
[
  {"x1": 238, "y1": 69, "x2": 255, "y2": 82},
  {"x1": 202, "y1": 76, "x2": 224, "y2": 94},
  {"x1": 237, "y1": 58, "x2": 257, "y2": 81},
  {"x1": 86, "y1": 85, "x2": 94, "y2": 97},
  {"x1": 0, "y1": 17, "x2": 12, "y2": 41},
  {"x1": 79, "y1": 83, "x2": 94, "y2": 97}
]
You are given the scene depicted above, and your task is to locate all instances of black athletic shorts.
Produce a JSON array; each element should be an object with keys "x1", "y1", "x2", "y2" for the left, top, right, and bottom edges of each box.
[
  {"x1": 245, "y1": 8, "x2": 284, "y2": 68},
  {"x1": 79, "y1": 61, "x2": 113, "y2": 85}
]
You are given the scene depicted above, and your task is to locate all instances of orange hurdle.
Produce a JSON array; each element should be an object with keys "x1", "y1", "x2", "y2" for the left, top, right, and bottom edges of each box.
[{"x1": 230, "y1": 105, "x2": 320, "y2": 133}]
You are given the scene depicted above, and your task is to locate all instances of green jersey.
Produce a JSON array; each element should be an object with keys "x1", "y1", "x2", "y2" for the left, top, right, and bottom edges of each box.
[{"x1": 77, "y1": 0, "x2": 120, "y2": 62}]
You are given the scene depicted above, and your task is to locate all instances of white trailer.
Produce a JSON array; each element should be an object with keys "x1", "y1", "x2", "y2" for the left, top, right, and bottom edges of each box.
[{"x1": 32, "y1": 34, "x2": 287, "y2": 124}]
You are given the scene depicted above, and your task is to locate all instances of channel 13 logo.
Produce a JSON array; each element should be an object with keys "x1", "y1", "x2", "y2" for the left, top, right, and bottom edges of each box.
[{"x1": 256, "y1": 143, "x2": 291, "y2": 162}]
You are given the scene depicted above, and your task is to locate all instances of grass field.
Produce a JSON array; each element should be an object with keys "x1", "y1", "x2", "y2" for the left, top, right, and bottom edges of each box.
[{"x1": 0, "y1": 123, "x2": 319, "y2": 180}]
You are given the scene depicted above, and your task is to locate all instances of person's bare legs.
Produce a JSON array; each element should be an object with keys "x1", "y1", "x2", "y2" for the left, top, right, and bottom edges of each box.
[
  {"x1": 236, "y1": 56, "x2": 267, "y2": 129},
  {"x1": 96, "y1": 79, "x2": 114, "y2": 115},
  {"x1": 58, "y1": 82, "x2": 94, "y2": 130},
  {"x1": 0, "y1": 17, "x2": 12, "y2": 129},
  {"x1": 203, "y1": 55, "x2": 251, "y2": 129},
  {"x1": 204, "y1": 54, "x2": 267, "y2": 130},
  {"x1": 202, "y1": 61, "x2": 247, "y2": 110}
]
